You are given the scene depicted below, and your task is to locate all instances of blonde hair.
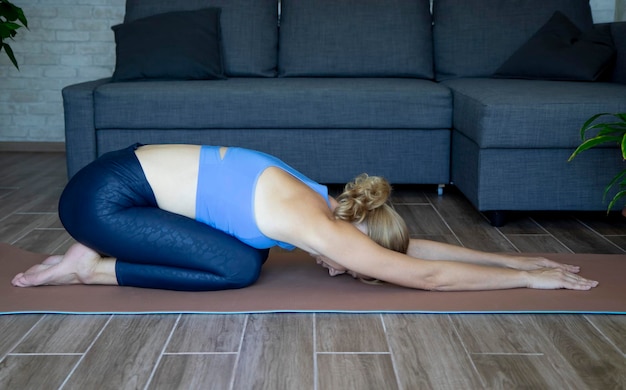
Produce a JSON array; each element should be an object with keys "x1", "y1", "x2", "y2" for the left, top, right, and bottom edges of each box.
[{"x1": 333, "y1": 174, "x2": 409, "y2": 254}]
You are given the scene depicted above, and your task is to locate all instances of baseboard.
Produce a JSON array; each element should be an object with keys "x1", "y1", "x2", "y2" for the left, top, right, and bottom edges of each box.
[{"x1": 0, "y1": 142, "x2": 66, "y2": 153}]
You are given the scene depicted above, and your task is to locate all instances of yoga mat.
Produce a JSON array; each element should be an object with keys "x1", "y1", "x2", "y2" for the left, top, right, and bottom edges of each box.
[{"x1": 0, "y1": 243, "x2": 624, "y2": 314}]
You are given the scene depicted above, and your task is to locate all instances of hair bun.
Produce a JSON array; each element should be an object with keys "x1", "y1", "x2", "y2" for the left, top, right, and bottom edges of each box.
[{"x1": 334, "y1": 174, "x2": 391, "y2": 223}]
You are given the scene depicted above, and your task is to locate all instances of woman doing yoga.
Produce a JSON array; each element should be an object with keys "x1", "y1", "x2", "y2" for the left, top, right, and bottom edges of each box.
[{"x1": 12, "y1": 144, "x2": 598, "y2": 291}]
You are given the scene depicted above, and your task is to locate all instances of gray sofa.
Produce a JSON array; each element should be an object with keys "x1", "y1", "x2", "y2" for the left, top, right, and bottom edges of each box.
[{"x1": 63, "y1": 0, "x2": 626, "y2": 225}]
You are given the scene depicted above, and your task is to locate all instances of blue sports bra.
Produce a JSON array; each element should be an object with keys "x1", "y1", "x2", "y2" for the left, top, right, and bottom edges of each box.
[{"x1": 195, "y1": 146, "x2": 330, "y2": 250}]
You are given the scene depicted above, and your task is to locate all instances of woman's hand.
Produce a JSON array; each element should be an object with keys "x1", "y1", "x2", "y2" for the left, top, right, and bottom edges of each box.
[
  {"x1": 525, "y1": 268, "x2": 598, "y2": 290},
  {"x1": 507, "y1": 255, "x2": 581, "y2": 273}
]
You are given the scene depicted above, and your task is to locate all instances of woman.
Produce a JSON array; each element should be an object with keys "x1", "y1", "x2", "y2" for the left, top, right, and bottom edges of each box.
[{"x1": 12, "y1": 144, "x2": 597, "y2": 291}]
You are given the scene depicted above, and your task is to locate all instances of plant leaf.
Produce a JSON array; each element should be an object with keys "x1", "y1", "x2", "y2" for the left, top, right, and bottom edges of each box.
[
  {"x1": 580, "y1": 113, "x2": 610, "y2": 139},
  {"x1": 582, "y1": 123, "x2": 626, "y2": 141},
  {"x1": 603, "y1": 169, "x2": 626, "y2": 201},
  {"x1": 0, "y1": 22, "x2": 22, "y2": 41},
  {"x1": 0, "y1": 1, "x2": 27, "y2": 28},
  {"x1": 0, "y1": 3, "x2": 18, "y2": 22},
  {"x1": 588, "y1": 122, "x2": 626, "y2": 131},
  {"x1": 15, "y1": 7, "x2": 27, "y2": 28},
  {"x1": 1, "y1": 42, "x2": 18, "y2": 69},
  {"x1": 595, "y1": 127, "x2": 626, "y2": 138},
  {"x1": 4, "y1": 21, "x2": 20, "y2": 31},
  {"x1": 607, "y1": 190, "x2": 626, "y2": 214},
  {"x1": 568, "y1": 135, "x2": 622, "y2": 161},
  {"x1": 580, "y1": 113, "x2": 626, "y2": 140},
  {"x1": 587, "y1": 122, "x2": 626, "y2": 131}
]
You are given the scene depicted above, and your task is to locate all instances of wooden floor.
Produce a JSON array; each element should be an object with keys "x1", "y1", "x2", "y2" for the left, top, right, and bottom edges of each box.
[{"x1": 0, "y1": 151, "x2": 625, "y2": 390}]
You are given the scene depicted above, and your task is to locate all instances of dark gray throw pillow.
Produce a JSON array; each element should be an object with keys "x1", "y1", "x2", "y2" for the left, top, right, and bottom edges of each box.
[
  {"x1": 494, "y1": 11, "x2": 615, "y2": 81},
  {"x1": 112, "y1": 8, "x2": 225, "y2": 81}
]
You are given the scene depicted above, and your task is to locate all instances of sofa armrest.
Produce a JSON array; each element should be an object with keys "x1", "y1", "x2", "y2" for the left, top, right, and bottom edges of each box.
[
  {"x1": 62, "y1": 78, "x2": 112, "y2": 178},
  {"x1": 608, "y1": 21, "x2": 626, "y2": 84},
  {"x1": 593, "y1": 22, "x2": 625, "y2": 84},
  {"x1": 595, "y1": 22, "x2": 626, "y2": 84}
]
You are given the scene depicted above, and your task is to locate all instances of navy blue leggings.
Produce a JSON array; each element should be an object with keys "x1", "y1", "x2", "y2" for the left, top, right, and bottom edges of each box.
[{"x1": 58, "y1": 144, "x2": 269, "y2": 291}]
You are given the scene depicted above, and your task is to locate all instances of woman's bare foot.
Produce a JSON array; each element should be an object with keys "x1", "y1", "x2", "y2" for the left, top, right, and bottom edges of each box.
[{"x1": 12, "y1": 243, "x2": 117, "y2": 287}]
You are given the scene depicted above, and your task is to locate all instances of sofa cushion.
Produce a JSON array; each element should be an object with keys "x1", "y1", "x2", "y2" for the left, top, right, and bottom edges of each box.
[
  {"x1": 112, "y1": 8, "x2": 225, "y2": 81},
  {"x1": 443, "y1": 78, "x2": 626, "y2": 148},
  {"x1": 433, "y1": 0, "x2": 594, "y2": 80},
  {"x1": 124, "y1": 0, "x2": 278, "y2": 77},
  {"x1": 93, "y1": 78, "x2": 451, "y2": 129},
  {"x1": 493, "y1": 11, "x2": 615, "y2": 81},
  {"x1": 278, "y1": 0, "x2": 433, "y2": 78}
]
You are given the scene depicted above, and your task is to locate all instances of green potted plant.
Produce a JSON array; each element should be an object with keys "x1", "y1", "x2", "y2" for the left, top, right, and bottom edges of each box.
[
  {"x1": 0, "y1": 0, "x2": 28, "y2": 69},
  {"x1": 568, "y1": 112, "x2": 626, "y2": 213}
]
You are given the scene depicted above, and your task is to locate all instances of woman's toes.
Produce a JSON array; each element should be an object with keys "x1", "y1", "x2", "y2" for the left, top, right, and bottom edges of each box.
[{"x1": 11, "y1": 273, "x2": 25, "y2": 287}]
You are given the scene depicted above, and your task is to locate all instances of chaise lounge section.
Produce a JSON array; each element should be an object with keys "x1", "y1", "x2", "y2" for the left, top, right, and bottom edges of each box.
[{"x1": 437, "y1": 0, "x2": 626, "y2": 224}]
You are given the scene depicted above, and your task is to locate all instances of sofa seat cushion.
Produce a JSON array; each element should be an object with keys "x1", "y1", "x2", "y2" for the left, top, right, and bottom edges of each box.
[
  {"x1": 94, "y1": 78, "x2": 452, "y2": 129},
  {"x1": 443, "y1": 78, "x2": 626, "y2": 148},
  {"x1": 433, "y1": 0, "x2": 594, "y2": 80},
  {"x1": 278, "y1": 0, "x2": 433, "y2": 78},
  {"x1": 123, "y1": 0, "x2": 278, "y2": 77}
]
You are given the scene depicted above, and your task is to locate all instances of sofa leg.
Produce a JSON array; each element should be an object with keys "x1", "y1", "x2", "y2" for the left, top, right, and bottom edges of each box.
[
  {"x1": 484, "y1": 211, "x2": 507, "y2": 227},
  {"x1": 437, "y1": 184, "x2": 445, "y2": 196}
]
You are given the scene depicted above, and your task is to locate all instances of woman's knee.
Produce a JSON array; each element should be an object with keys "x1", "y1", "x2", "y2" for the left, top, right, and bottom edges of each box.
[
  {"x1": 58, "y1": 171, "x2": 95, "y2": 238},
  {"x1": 223, "y1": 247, "x2": 269, "y2": 288},
  {"x1": 58, "y1": 172, "x2": 115, "y2": 250}
]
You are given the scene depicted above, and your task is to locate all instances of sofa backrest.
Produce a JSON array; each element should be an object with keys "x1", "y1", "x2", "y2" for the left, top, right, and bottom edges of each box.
[
  {"x1": 278, "y1": 0, "x2": 434, "y2": 79},
  {"x1": 124, "y1": 0, "x2": 278, "y2": 77},
  {"x1": 433, "y1": 0, "x2": 594, "y2": 80}
]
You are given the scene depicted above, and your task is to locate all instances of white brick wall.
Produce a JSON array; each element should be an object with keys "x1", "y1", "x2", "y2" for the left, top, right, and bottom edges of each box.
[
  {"x1": 616, "y1": 0, "x2": 626, "y2": 21},
  {"x1": 0, "y1": 0, "x2": 621, "y2": 143},
  {"x1": 0, "y1": 0, "x2": 124, "y2": 143},
  {"x1": 591, "y1": 0, "x2": 619, "y2": 22}
]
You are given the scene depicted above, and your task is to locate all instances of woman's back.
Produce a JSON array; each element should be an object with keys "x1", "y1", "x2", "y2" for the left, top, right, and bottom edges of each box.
[
  {"x1": 134, "y1": 144, "x2": 202, "y2": 219},
  {"x1": 134, "y1": 144, "x2": 334, "y2": 249}
]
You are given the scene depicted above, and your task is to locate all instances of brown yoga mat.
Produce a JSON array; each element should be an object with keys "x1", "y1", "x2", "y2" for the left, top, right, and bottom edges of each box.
[{"x1": 0, "y1": 243, "x2": 624, "y2": 314}]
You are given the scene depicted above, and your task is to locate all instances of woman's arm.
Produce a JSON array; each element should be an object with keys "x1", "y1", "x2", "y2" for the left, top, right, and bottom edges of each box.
[
  {"x1": 377, "y1": 257, "x2": 597, "y2": 291},
  {"x1": 259, "y1": 173, "x2": 597, "y2": 292},
  {"x1": 407, "y1": 238, "x2": 581, "y2": 273},
  {"x1": 310, "y1": 221, "x2": 597, "y2": 291}
]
